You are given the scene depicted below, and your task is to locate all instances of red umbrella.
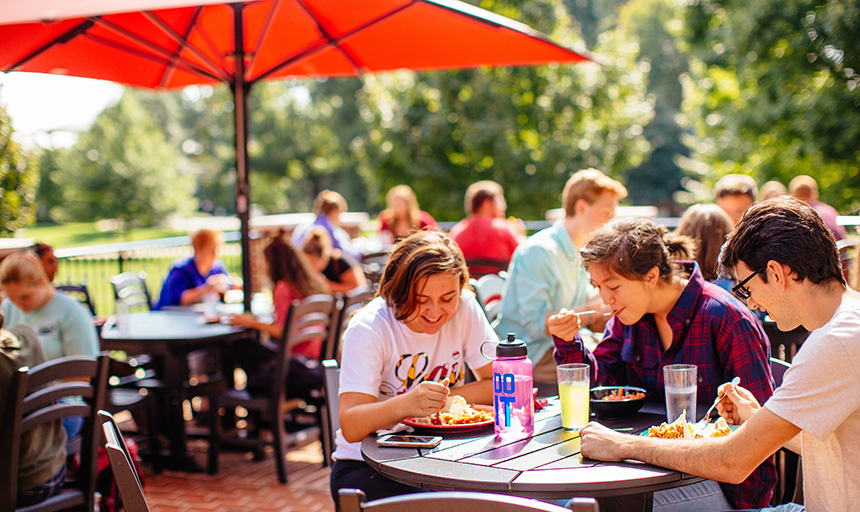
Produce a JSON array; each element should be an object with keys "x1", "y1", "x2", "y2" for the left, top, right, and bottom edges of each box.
[{"x1": 0, "y1": 0, "x2": 593, "y2": 308}]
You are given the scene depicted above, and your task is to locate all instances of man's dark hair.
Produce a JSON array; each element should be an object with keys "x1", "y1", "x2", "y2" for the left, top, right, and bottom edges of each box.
[{"x1": 719, "y1": 196, "x2": 845, "y2": 285}]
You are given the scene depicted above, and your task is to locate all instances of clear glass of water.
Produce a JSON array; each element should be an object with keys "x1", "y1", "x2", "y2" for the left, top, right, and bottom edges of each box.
[{"x1": 663, "y1": 364, "x2": 697, "y2": 423}]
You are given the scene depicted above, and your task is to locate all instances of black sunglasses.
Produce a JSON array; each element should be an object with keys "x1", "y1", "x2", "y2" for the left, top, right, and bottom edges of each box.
[{"x1": 732, "y1": 269, "x2": 761, "y2": 300}]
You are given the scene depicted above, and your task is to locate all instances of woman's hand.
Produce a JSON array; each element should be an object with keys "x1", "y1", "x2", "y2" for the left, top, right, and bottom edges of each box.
[
  {"x1": 402, "y1": 380, "x2": 450, "y2": 418},
  {"x1": 717, "y1": 382, "x2": 761, "y2": 425},
  {"x1": 227, "y1": 313, "x2": 256, "y2": 327},
  {"x1": 547, "y1": 308, "x2": 581, "y2": 341}
]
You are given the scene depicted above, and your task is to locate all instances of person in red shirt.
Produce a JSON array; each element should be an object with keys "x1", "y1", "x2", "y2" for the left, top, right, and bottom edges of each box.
[{"x1": 449, "y1": 180, "x2": 524, "y2": 277}]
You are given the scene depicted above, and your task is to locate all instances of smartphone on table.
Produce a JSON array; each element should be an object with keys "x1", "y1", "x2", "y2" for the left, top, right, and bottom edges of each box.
[{"x1": 376, "y1": 434, "x2": 442, "y2": 448}]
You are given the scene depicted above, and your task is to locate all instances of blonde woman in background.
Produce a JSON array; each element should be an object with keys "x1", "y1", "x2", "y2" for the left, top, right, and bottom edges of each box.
[{"x1": 378, "y1": 184, "x2": 438, "y2": 245}]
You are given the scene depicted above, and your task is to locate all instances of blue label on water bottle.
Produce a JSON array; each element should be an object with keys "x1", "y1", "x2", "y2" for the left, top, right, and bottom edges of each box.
[{"x1": 494, "y1": 372, "x2": 516, "y2": 427}]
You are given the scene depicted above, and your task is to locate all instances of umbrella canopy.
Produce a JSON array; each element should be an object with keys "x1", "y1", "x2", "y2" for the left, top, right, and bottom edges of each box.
[{"x1": 0, "y1": 0, "x2": 593, "y2": 310}]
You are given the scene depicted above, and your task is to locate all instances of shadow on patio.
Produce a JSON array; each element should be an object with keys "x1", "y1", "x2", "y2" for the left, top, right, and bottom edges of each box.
[{"x1": 141, "y1": 434, "x2": 333, "y2": 512}]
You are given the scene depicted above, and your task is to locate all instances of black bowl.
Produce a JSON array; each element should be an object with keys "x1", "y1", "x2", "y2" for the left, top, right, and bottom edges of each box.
[{"x1": 590, "y1": 386, "x2": 648, "y2": 419}]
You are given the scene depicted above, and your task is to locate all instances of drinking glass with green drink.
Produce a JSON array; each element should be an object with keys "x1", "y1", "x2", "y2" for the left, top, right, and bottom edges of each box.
[{"x1": 557, "y1": 363, "x2": 590, "y2": 430}]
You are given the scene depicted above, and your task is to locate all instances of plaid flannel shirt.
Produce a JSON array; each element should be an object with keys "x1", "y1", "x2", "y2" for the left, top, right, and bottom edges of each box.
[{"x1": 553, "y1": 262, "x2": 777, "y2": 509}]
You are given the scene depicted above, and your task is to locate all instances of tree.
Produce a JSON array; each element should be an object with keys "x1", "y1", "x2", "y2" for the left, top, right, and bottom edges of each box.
[
  {"x1": 360, "y1": 0, "x2": 653, "y2": 221},
  {"x1": 680, "y1": 0, "x2": 860, "y2": 211},
  {"x1": 0, "y1": 101, "x2": 38, "y2": 235},
  {"x1": 55, "y1": 92, "x2": 196, "y2": 226},
  {"x1": 616, "y1": 0, "x2": 689, "y2": 213}
]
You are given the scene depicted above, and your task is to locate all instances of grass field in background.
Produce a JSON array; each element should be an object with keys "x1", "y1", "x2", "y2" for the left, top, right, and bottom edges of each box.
[{"x1": 20, "y1": 222, "x2": 184, "y2": 250}]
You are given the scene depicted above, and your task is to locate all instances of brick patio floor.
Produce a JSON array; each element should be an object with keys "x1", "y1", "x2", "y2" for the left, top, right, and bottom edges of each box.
[{"x1": 141, "y1": 437, "x2": 334, "y2": 512}]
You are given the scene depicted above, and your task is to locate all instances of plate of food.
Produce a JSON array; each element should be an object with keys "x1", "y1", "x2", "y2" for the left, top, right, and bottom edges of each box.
[
  {"x1": 403, "y1": 395, "x2": 494, "y2": 433},
  {"x1": 639, "y1": 411, "x2": 736, "y2": 439}
]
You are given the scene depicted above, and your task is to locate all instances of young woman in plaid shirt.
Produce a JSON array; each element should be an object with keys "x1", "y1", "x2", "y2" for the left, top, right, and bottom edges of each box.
[{"x1": 548, "y1": 217, "x2": 776, "y2": 510}]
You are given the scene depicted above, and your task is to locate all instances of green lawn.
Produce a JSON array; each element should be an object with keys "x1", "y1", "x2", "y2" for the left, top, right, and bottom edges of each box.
[{"x1": 21, "y1": 222, "x2": 184, "y2": 250}]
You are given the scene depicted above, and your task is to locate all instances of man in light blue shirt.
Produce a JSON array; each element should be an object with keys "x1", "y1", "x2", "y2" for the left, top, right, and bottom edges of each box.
[{"x1": 496, "y1": 169, "x2": 627, "y2": 385}]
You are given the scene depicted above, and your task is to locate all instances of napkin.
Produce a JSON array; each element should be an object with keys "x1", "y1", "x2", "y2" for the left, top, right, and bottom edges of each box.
[{"x1": 376, "y1": 423, "x2": 414, "y2": 436}]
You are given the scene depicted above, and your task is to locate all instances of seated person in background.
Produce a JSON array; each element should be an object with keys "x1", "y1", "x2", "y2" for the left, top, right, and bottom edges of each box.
[
  {"x1": 378, "y1": 184, "x2": 438, "y2": 245},
  {"x1": 496, "y1": 169, "x2": 625, "y2": 386},
  {"x1": 674, "y1": 203, "x2": 735, "y2": 291},
  {"x1": 789, "y1": 174, "x2": 846, "y2": 241},
  {"x1": 301, "y1": 228, "x2": 367, "y2": 294},
  {"x1": 228, "y1": 235, "x2": 329, "y2": 399},
  {"x1": 759, "y1": 180, "x2": 787, "y2": 201},
  {"x1": 449, "y1": 180, "x2": 524, "y2": 276},
  {"x1": 153, "y1": 229, "x2": 239, "y2": 310},
  {"x1": 331, "y1": 231, "x2": 497, "y2": 503},
  {"x1": 579, "y1": 197, "x2": 859, "y2": 511},
  {"x1": 549, "y1": 217, "x2": 776, "y2": 510},
  {"x1": 30, "y1": 243, "x2": 59, "y2": 283},
  {"x1": 292, "y1": 190, "x2": 360, "y2": 260},
  {"x1": 0, "y1": 252, "x2": 98, "y2": 440},
  {"x1": 0, "y1": 312, "x2": 68, "y2": 508},
  {"x1": 714, "y1": 174, "x2": 757, "y2": 226}
]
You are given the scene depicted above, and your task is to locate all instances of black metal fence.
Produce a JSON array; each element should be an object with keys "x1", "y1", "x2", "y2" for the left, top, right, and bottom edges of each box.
[{"x1": 54, "y1": 232, "x2": 243, "y2": 317}]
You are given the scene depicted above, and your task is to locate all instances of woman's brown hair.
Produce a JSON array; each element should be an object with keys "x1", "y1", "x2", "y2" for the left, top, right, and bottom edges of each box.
[
  {"x1": 301, "y1": 227, "x2": 333, "y2": 262},
  {"x1": 675, "y1": 204, "x2": 734, "y2": 281},
  {"x1": 580, "y1": 217, "x2": 695, "y2": 281},
  {"x1": 264, "y1": 234, "x2": 328, "y2": 297},
  {"x1": 378, "y1": 231, "x2": 470, "y2": 322}
]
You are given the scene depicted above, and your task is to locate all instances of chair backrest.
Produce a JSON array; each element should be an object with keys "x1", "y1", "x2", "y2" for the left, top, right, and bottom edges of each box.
[
  {"x1": 320, "y1": 359, "x2": 340, "y2": 465},
  {"x1": 473, "y1": 273, "x2": 506, "y2": 325},
  {"x1": 763, "y1": 320, "x2": 809, "y2": 363},
  {"x1": 57, "y1": 283, "x2": 97, "y2": 316},
  {"x1": 768, "y1": 357, "x2": 804, "y2": 506},
  {"x1": 359, "y1": 251, "x2": 390, "y2": 288},
  {"x1": 836, "y1": 238, "x2": 854, "y2": 283},
  {"x1": 770, "y1": 357, "x2": 791, "y2": 388},
  {"x1": 324, "y1": 286, "x2": 374, "y2": 363},
  {"x1": 338, "y1": 489, "x2": 597, "y2": 512},
  {"x1": 273, "y1": 294, "x2": 337, "y2": 403},
  {"x1": 465, "y1": 258, "x2": 509, "y2": 278},
  {"x1": 0, "y1": 354, "x2": 110, "y2": 512},
  {"x1": 110, "y1": 271, "x2": 152, "y2": 312},
  {"x1": 98, "y1": 411, "x2": 151, "y2": 512}
]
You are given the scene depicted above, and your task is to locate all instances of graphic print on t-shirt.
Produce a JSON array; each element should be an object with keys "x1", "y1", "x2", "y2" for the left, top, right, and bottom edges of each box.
[{"x1": 380, "y1": 350, "x2": 465, "y2": 396}]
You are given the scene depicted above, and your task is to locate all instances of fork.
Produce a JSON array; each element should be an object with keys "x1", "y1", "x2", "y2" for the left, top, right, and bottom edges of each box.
[{"x1": 694, "y1": 376, "x2": 740, "y2": 431}]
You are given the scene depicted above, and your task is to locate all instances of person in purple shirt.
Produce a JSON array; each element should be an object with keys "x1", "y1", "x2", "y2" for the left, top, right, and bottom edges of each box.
[
  {"x1": 153, "y1": 229, "x2": 237, "y2": 310},
  {"x1": 788, "y1": 174, "x2": 846, "y2": 241},
  {"x1": 549, "y1": 218, "x2": 775, "y2": 511}
]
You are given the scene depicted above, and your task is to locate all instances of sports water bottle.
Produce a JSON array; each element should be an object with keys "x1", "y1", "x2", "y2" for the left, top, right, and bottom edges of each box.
[{"x1": 492, "y1": 333, "x2": 534, "y2": 438}]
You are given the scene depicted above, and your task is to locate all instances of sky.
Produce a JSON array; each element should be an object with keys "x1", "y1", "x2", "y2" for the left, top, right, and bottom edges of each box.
[{"x1": 0, "y1": 72, "x2": 124, "y2": 148}]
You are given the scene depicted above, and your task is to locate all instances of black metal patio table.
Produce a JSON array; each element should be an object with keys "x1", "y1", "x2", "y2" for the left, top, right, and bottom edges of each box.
[
  {"x1": 362, "y1": 398, "x2": 702, "y2": 512},
  {"x1": 100, "y1": 310, "x2": 251, "y2": 469}
]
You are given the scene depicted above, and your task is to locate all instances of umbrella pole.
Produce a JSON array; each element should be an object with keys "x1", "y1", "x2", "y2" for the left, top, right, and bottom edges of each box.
[{"x1": 231, "y1": 2, "x2": 252, "y2": 313}]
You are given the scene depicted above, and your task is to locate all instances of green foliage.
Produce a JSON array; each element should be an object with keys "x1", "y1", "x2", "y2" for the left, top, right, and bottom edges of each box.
[
  {"x1": 36, "y1": 146, "x2": 67, "y2": 223},
  {"x1": 247, "y1": 78, "x2": 372, "y2": 213},
  {"x1": 53, "y1": 92, "x2": 196, "y2": 226},
  {"x1": 361, "y1": 0, "x2": 653, "y2": 221},
  {"x1": 680, "y1": 0, "x2": 860, "y2": 211},
  {"x1": 0, "y1": 102, "x2": 38, "y2": 235},
  {"x1": 23, "y1": 221, "x2": 182, "y2": 249},
  {"x1": 617, "y1": 0, "x2": 689, "y2": 213}
]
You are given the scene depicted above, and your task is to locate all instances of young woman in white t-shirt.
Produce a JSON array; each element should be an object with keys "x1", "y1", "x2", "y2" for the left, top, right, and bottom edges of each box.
[{"x1": 330, "y1": 231, "x2": 497, "y2": 504}]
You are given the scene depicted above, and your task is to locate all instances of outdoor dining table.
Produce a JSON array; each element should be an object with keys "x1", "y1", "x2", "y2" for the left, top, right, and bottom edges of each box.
[
  {"x1": 100, "y1": 309, "x2": 251, "y2": 469},
  {"x1": 361, "y1": 398, "x2": 702, "y2": 512}
]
